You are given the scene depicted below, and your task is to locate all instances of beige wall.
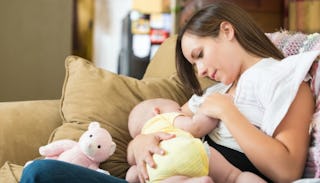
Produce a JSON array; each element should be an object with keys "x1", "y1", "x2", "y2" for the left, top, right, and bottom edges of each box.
[{"x1": 0, "y1": 0, "x2": 72, "y2": 102}]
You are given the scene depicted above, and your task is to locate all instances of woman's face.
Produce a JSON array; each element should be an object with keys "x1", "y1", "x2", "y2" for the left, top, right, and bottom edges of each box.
[{"x1": 181, "y1": 32, "x2": 241, "y2": 85}]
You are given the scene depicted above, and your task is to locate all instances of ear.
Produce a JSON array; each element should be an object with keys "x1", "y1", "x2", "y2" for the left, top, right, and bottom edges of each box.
[
  {"x1": 89, "y1": 121, "x2": 100, "y2": 130},
  {"x1": 220, "y1": 21, "x2": 234, "y2": 40},
  {"x1": 109, "y1": 142, "x2": 116, "y2": 156},
  {"x1": 153, "y1": 107, "x2": 161, "y2": 115}
]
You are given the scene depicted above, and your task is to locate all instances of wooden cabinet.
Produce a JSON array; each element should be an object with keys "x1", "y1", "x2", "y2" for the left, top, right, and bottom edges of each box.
[
  {"x1": 288, "y1": 0, "x2": 320, "y2": 33},
  {"x1": 178, "y1": 0, "x2": 284, "y2": 33},
  {"x1": 235, "y1": 0, "x2": 284, "y2": 32}
]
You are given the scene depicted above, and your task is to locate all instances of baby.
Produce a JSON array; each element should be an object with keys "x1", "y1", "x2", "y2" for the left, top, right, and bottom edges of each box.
[
  {"x1": 126, "y1": 98, "x2": 218, "y2": 183},
  {"x1": 126, "y1": 98, "x2": 266, "y2": 183}
]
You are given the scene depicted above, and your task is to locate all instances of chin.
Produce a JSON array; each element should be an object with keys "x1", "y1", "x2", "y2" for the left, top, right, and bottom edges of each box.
[{"x1": 220, "y1": 80, "x2": 232, "y2": 85}]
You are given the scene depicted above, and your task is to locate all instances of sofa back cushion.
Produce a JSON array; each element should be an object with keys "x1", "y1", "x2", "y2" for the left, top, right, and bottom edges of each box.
[
  {"x1": 143, "y1": 36, "x2": 178, "y2": 79},
  {"x1": 144, "y1": 35, "x2": 216, "y2": 89},
  {"x1": 51, "y1": 34, "x2": 216, "y2": 177},
  {"x1": 50, "y1": 52, "x2": 193, "y2": 177}
]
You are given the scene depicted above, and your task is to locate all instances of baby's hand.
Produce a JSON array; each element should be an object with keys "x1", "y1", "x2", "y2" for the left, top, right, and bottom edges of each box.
[{"x1": 200, "y1": 93, "x2": 235, "y2": 120}]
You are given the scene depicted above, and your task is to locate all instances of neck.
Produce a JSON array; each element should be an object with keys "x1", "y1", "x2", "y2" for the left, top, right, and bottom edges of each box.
[{"x1": 239, "y1": 51, "x2": 263, "y2": 74}]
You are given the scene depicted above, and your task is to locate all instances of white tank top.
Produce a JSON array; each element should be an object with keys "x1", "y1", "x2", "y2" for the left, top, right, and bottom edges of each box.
[{"x1": 188, "y1": 51, "x2": 320, "y2": 152}]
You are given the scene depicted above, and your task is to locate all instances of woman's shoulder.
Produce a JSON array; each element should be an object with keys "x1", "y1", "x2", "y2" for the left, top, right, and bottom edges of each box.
[{"x1": 238, "y1": 57, "x2": 277, "y2": 85}]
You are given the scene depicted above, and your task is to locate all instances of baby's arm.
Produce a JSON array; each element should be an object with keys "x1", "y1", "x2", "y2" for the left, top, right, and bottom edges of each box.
[
  {"x1": 176, "y1": 94, "x2": 220, "y2": 138},
  {"x1": 180, "y1": 102, "x2": 194, "y2": 116},
  {"x1": 174, "y1": 110, "x2": 219, "y2": 138}
]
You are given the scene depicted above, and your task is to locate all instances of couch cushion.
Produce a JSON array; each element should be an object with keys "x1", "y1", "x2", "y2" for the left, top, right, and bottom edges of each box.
[
  {"x1": 144, "y1": 35, "x2": 216, "y2": 89},
  {"x1": 0, "y1": 161, "x2": 23, "y2": 183},
  {"x1": 0, "y1": 100, "x2": 61, "y2": 167},
  {"x1": 143, "y1": 36, "x2": 178, "y2": 79},
  {"x1": 50, "y1": 55, "x2": 192, "y2": 178}
]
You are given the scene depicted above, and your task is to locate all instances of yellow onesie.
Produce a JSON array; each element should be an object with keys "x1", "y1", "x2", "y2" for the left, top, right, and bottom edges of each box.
[{"x1": 141, "y1": 112, "x2": 209, "y2": 183}]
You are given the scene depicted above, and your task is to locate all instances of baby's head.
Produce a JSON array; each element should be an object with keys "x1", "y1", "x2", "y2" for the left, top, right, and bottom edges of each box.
[{"x1": 128, "y1": 98, "x2": 181, "y2": 138}]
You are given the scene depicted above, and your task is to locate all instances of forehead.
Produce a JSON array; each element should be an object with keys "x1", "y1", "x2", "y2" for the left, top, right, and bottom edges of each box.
[
  {"x1": 183, "y1": 33, "x2": 215, "y2": 63},
  {"x1": 157, "y1": 99, "x2": 179, "y2": 107},
  {"x1": 181, "y1": 33, "x2": 201, "y2": 50},
  {"x1": 181, "y1": 33, "x2": 200, "y2": 59},
  {"x1": 181, "y1": 33, "x2": 214, "y2": 49}
]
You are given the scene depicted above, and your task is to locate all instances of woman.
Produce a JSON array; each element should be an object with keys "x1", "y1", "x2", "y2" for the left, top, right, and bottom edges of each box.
[
  {"x1": 130, "y1": 2, "x2": 317, "y2": 183},
  {"x1": 21, "y1": 2, "x2": 317, "y2": 183}
]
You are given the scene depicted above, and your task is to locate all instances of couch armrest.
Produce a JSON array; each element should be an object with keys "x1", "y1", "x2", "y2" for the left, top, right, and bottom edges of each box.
[{"x1": 0, "y1": 100, "x2": 62, "y2": 167}]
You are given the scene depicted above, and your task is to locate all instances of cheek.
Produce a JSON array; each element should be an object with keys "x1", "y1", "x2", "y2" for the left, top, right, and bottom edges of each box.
[
  {"x1": 203, "y1": 52, "x2": 217, "y2": 68},
  {"x1": 212, "y1": 61, "x2": 228, "y2": 82}
]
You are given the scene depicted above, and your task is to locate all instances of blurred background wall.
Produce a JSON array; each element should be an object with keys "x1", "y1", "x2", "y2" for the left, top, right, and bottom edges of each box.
[
  {"x1": 0, "y1": 0, "x2": 319, "y2": 102},
  {"x1": 0, "y1": 0, "x2": 72, "y2": 102}
]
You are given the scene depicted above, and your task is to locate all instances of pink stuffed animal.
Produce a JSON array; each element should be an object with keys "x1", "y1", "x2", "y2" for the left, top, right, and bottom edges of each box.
[{"x1": 39, "y1": 121, "x2": 116, "y2": 174}]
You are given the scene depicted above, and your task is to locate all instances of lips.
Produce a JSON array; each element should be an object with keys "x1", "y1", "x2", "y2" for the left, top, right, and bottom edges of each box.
[{"x1": 210, "y1": 70, "x2": 217, "y2": 80}]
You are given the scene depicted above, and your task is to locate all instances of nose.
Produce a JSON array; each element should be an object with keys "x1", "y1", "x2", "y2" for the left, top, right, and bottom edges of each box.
[
  {"x1": 196, "y1": 61, "x2": 207, "y2": 77},
  {"x1": 198, "y1": 69, "x2": 207, "y2": 77}
]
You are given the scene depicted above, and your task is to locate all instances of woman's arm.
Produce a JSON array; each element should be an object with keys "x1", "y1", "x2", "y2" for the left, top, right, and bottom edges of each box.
[
  {"x1": 127, "y1": 132, "x2": 175, "y2": 182},
  {"x1": 199, "y1": 83, "x2": 314, "y2": 182}
]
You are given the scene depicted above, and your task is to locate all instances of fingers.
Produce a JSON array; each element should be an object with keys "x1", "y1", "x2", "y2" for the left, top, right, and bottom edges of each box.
[
  {"x1": 137, "y1": 160, "x2": 148, "y2": 182},
  {"x1": 156, "y1": 132, "x2": 176, "y2": 141},
  {"x1": 138, "y1": 173, "x2": 145, "y2": 183},
  {"x1": 132, "y1": 132, "x2": 175, "y2": 182},
  {"x1": 151, "y1": 132, "x2": 175, "y2": 155},
  {"x1": 149, "y1": 145, "x2": 165, "y2": 156},
  {"x1": 145, "y1": 154, "x2": 156, "y2": 168}
]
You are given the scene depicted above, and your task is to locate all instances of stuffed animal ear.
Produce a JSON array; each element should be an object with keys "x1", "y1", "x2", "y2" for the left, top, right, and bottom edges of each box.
[
  {"x1": 109, "y1": 142, "x2": 116, "y2": 156},
  {"x1": 89, "y1": 121, "x2": 101, "y2": 130}
]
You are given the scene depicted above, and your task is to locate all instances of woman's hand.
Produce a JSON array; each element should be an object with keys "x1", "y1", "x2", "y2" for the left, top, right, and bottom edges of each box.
[
  {"x1": 199, "y1": 93, "x2": 236, "y2": 120},
  {"x1": 130, "y1": 132, "x2": 175, "y2": 183}
]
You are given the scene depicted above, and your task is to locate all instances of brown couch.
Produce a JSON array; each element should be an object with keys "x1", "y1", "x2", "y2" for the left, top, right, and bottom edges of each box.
[
  {"x1": 0, "y1": 36, "x2": 214, "y2": 182},
  {"x1": 0, "y1": 32, "x2": 319, "y2": 183}
]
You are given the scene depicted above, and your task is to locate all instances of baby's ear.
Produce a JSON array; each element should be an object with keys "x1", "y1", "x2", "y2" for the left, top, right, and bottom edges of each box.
[{"x1": 153, "y1": 107, "x2": 161, "y2": 115}]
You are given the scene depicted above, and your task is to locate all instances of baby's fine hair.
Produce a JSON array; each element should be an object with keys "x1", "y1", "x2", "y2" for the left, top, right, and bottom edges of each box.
[{"x1": 128, "y1": 98, "x2": 179, "y2": 137}]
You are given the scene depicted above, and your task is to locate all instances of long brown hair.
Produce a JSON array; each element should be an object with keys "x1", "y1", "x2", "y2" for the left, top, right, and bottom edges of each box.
[{"x1": 176, "y1": 1, "x2": 284, "y2": 96}]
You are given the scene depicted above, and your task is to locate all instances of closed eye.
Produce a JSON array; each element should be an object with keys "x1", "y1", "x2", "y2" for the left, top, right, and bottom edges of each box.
[
  {"x1": 198, "y1": 51, "x2": 203, "y2": 58},
  {"x1": 191, "y1": 48, "x2": 203, "y2": 60}
]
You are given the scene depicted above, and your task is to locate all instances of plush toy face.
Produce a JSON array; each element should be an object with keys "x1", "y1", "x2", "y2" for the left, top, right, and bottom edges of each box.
[{"x1": 79, "y1": 122, "x2": 116, "y2": 162}]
